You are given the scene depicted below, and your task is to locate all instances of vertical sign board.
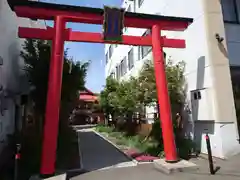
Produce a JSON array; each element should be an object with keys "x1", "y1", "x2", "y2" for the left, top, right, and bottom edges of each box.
[{"x1": 103, "y1": 6, "x2": 124, "y2": 42}]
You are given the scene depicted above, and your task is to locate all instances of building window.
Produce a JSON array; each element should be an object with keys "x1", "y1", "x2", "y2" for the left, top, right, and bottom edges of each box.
[
  {"x1": 120, "y1": 60, "x2": 124, "y2": 76},
  {"x1": 221, "y1": 0, "x2": 239, "y2": 23},
  {"x1": 140, "y1": 30, "x2": 152, "y2": 59},
  {"x1": 109, "y1": 45, "x2": 113, "y2": 58},
  {"x1": 116, "y1": 66, "x2": 120, "y2": 80},
  {"x1": 133, "y1": 0, "x2": 136, "y2": 12},
  {"x1": 0, "y1": 122, "x2": 2, "y2": 134},
  {"x1": 127, "y1": 5, "x2": 132, "y2": 12},
  {"x1": 110, "y1": 71, "x2": 115, "y2": 79},
  {"x1": 128, "y1": 49, "x2": 134, "y2": 70},
  {"x1": 118, "y1": 64, "x2": 121, "y2": 78},
  {"x1": 123, "y1": 57, "x2": 127, "y2": 75},
  {"x1": 163, "y1": 52, "x2": 166, "y2": 61},
  {"x1": 105, "y1": 52, "x2": 108, "y2": 64},
  {"x1": 138, "y1": 0, "x2": 144, "y2": 7},
  {"x1": 138, "y1": 46, "x2": 141, "y2": 60},
  {"x1": 120, "y1": 57, "x2": 127, "y2": 76}
]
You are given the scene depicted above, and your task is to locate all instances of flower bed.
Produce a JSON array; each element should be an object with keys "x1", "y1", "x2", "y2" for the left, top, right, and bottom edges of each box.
[{"x1": 95, "y1": 125, "x2": 161, "y2": 162}]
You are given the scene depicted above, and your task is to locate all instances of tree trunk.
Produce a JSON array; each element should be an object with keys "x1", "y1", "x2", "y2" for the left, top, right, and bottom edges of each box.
[
  {"x1": 156, "y1": 100, "x2": 160, "y2": 118},
  {"x1": 104, "y1": 113, "x2": 109, "y2": 125},
  {"x1": 126, "y1": 112, "x2": 135, "y2": 135}
]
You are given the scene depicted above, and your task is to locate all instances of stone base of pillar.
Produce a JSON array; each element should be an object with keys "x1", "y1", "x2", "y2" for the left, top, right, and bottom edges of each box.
[{"x1": 153, "y1": 159, "x2": 198, "y2": 174}]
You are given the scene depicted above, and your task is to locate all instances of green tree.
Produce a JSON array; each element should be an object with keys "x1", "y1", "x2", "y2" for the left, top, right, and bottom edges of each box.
[
  {"x1": 137, "y1": 61, "x2": 157, "y2": 105},
  {"x1": 137, "y1": 59, "x2": 185, "y2": 115},
  {"x1": 99, "y1": 58, "x2": 185, "y2": 126},
  {"x1": 99, "y1": 77, "x2": 140, "y2": 133},
  {"x1": 99, "y1": 57, "x2": 194, "y2": 158},
  {"x1": 20, "y1": 39, "x2": 89, "y2": 178},
  {"x1": 21, "y1": 39, "x2": 89, "y2": 125},
  {"x1": 137, "y1": 59, "x2": 194, "y2": 159},
  {"x1": 115, "y1": 77, "x2": 140, "y2": 114},
  {"x1": 99, "y1": 77, "x2": 119, "y2": 122}
]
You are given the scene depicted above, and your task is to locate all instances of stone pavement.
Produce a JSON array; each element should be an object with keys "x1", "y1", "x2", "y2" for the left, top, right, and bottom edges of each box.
[
  {"x1": 70, "y1": 126, "x2": 240, "y2": 180},
  {"x1": 190, "y1": 154, "x2": 240, "y2": 177},
  {"x1": 70, "y1": 162, "x2": 240, "y2": 180}
]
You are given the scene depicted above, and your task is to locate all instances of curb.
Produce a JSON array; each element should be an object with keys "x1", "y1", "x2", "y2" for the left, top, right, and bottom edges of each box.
[
  {"x1": 92, "y1": 129, "x2": 138, "y2": 165},
  {"x1": 92, "y1": 129, "x2": 160, "y2": 163},
  {"x1": 72, "y1": 124, "x2": 97, "y2": 129}
]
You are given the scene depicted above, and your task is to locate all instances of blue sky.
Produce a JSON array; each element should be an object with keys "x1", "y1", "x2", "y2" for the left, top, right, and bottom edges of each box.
[{"x1": 43, "y1": 0, "x2": 122, "y2": 93}]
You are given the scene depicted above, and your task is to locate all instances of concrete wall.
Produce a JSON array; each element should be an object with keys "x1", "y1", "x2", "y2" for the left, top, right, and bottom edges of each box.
[
  {"x1": 161, "y1": 0, "x2": 240, "y2": 158},
  {"x1": 0, "y1": 0, "x2": 46, "y2": 154},
  {"x1": 225, "y1": 22, "x2": 240, "y2": 66},
  {"x1": 223, "y1": 0, "x2": 240, "y2": 66},
  {"x1": 104, "y1": 0, "x2": 240, "y2": 158},
  {"x1": 199, "y1": 0, "x2": 240, "y2": 158}
]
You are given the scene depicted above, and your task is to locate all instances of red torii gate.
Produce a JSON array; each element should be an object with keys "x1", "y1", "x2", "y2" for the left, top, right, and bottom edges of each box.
[{"x1": 11, "y1": 1, "x2": 193, "y2": 177}]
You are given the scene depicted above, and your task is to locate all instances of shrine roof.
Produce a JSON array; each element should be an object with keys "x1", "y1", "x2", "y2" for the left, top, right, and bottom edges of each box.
[
  {"x1": 79, "y1": 94, "x2": 98, "y2": 102},
  {"x1": 79, "y1": 87, "x2": 95, "y2": 96},
  {"x1": 9, "y1": 0, "x2": 193, "y2": 25}
]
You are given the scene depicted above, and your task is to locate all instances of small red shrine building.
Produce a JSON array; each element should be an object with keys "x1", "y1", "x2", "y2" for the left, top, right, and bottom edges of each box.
[
  {"x1": 79, "y1": 88, "x2": 98, "y2": 102},
  {"x1": 71, "y1": 88, "x2": 104, "y2": 125}
]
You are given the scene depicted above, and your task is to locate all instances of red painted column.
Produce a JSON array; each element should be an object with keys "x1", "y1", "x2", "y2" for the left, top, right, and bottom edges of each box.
[
  {"x1": 151, "y1": 25, "x2": 178, "y2": 162},
  {"x1": 40, "y1": 16, "x2": 66, "y2": 175}
]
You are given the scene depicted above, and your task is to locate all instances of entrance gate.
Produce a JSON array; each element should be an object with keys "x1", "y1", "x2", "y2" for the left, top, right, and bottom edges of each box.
[{"x1": 11, "y1": 1, "x2": 193, "y2": 176}]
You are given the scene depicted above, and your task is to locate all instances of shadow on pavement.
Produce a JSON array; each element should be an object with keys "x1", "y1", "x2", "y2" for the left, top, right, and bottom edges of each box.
[
  {"x1": 66, "y1": 169, "x2": 90, "y2": 180},
  {"x1": 66, "y1": 130, "x2": 134, "y2": 179},
  {"x1": 189, "y1": 155, "x2": 240, "y2": 178},
  {"x1": 76, "y1": 131, "x2": 132, "y2": 172}
]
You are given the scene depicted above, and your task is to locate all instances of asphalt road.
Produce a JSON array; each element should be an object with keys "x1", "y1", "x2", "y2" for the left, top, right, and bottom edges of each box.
[{"x1": 77, "y1": 130, "x2": 133, "y2": 171}]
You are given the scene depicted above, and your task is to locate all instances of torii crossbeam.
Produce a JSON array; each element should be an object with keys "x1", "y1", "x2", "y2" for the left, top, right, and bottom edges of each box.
[{"x1": 10, "y1": 0, "x2": 193, "y2": 177}]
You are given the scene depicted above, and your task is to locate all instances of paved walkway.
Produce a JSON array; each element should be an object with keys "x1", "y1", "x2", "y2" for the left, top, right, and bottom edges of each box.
[
  {"x1": 69, "y1": 126, "x2": 240, "y2": 180},
  {"x1": 190, "y1": 154, "x2": 240, "y2": 177},
  {"x1": 70, "y1": 161, "x2": 240, "y2": 180},
  {"x1": 76, "y1": 129, "x2": 135, "y2": 171},
  {"x1": 70, "y1": 162, "x2": 240, "y2": 180}
]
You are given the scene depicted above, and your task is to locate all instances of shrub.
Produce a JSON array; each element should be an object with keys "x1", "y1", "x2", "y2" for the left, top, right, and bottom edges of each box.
[
  {"x1": 96, "y1": 124, "x2": 114, "y2": 133},
  {"x1": 150, "y1": 118, "x2": 195, "y2": 159}
]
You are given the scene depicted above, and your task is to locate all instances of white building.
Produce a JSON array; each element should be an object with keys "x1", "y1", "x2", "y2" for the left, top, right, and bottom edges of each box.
[
  {"x1": 0, "y1": 0, "x2": 45, "y2": 162},
  {"x1": 104, "y1": 0, "x2": 240, "y2": 159}
]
